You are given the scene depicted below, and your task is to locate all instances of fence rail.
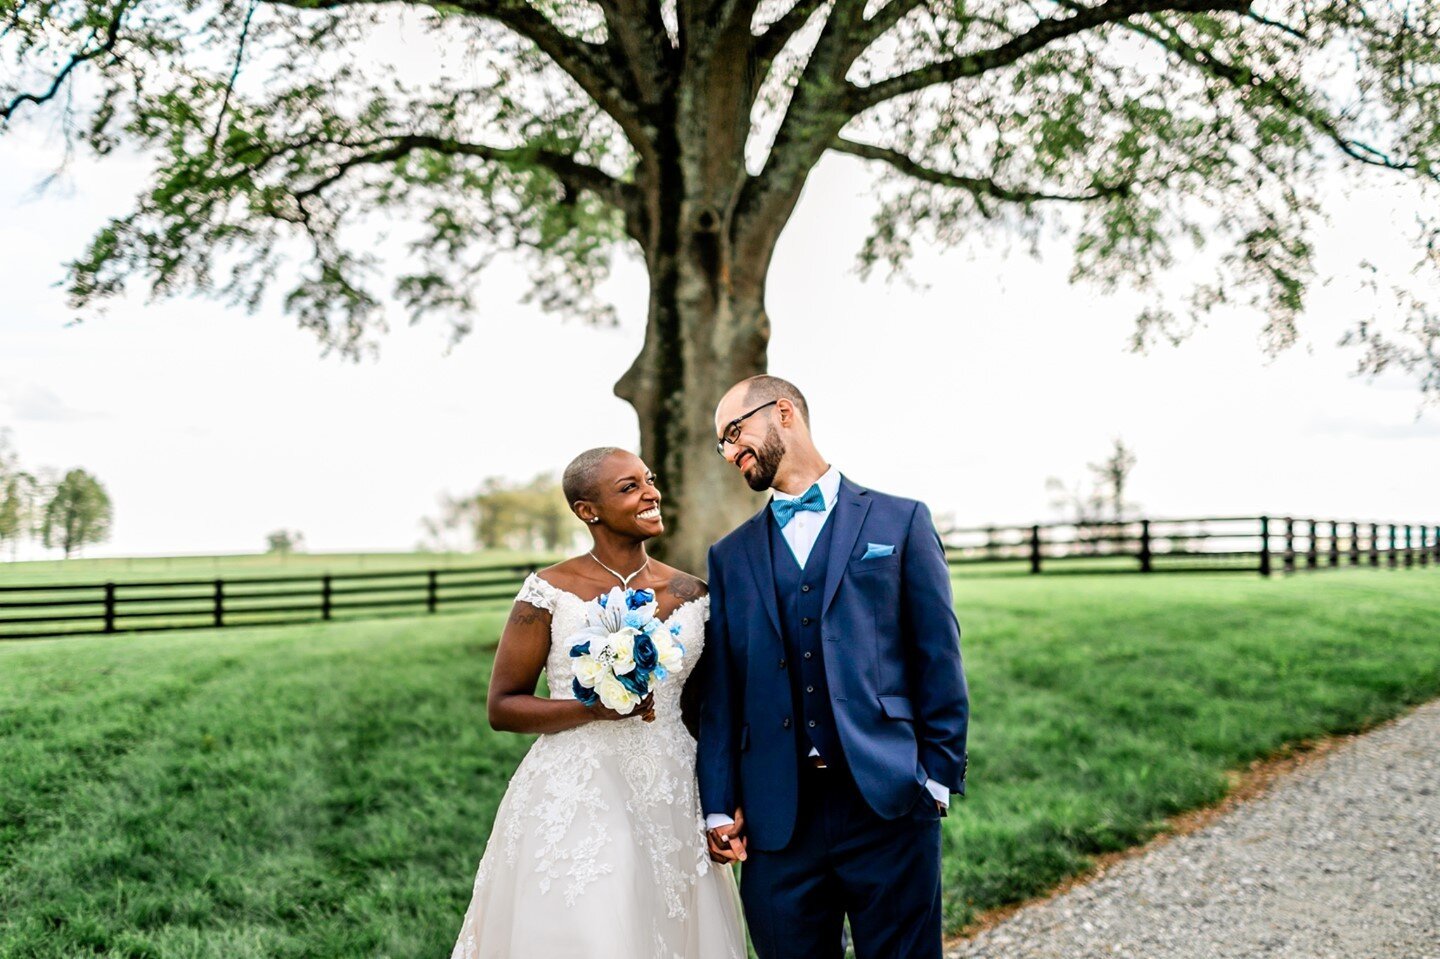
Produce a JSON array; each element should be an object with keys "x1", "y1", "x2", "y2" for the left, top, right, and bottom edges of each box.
[
  {"x1": 0, "y1": 563, "x2": 538, "y2": 641},
  {"x1": 942, "y1": 515, "x2": 1440, "y2": 577},
  {"x1": 2, "y1": 515, "x2": 1436, "y2": 641}
]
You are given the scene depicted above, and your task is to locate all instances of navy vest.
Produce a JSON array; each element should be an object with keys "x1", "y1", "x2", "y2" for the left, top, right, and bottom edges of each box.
[{"x1": 769, "y1": 508, "x2": 845, "y2": 768}]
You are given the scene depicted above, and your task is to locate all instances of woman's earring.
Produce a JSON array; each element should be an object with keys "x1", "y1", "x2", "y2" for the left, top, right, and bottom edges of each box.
[{"x1": 589, "y1": 517, "x2": 600, "y2": 524}]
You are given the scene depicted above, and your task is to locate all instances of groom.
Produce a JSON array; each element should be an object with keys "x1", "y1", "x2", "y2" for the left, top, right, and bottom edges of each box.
[{"x1": 697, "y1": 375, "x2": 970, "y2": 959}]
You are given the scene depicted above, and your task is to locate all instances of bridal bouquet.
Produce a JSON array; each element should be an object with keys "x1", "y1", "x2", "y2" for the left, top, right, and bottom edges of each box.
[{"x1": 568, "y1": 586, "x2": 685, "y2": 714}]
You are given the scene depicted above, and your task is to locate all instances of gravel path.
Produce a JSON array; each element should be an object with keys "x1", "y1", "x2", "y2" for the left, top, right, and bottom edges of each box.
[{"x1": 948, "y1": 700, "x2": 1440, "y2": 959}]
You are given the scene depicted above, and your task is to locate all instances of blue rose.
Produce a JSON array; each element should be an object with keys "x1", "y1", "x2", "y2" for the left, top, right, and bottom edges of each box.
[
  {"x1": 634, "y1": 634, "x2": 659, "y2": 671},
  {"x1": 569, "y1": 641, "x2": 591, "y2": 657},
  {"x1": 597, "y1": 593, "x2": 609, "y2": 609},
  {"x1": 572, "y1": 677, "x2": 599, "y2": 706},
  {"x1": 618, "y1": 669, "x2": 649, "y2": 697},
  {"x1": 623, "y1": 610, "x2": 648, "y2": 630},
  {"x1": 627, "y1": 588, "x2": 655, "y2": 610}
]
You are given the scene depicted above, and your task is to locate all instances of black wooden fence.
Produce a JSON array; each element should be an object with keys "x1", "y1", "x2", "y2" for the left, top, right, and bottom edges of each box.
[
  {"x1": 2, "y1": 515, "x2": 1436, "y2": 641},
  {"x1": 942, "y1": 515, "x2": 1440, "y2": 577},
  {"x1": 0, "y1": 563, "x2": 538, "y2": 642}
]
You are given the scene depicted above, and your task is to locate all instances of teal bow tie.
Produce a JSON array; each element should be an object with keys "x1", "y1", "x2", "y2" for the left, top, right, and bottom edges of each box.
[{"x1": 770, "y1": 483, "x2": 826, "y2": 528}]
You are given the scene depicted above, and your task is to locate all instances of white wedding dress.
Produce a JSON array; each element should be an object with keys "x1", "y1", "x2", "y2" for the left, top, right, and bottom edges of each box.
[{"x1": 450, "y1": 573, "x2": 747, "y2": 959}]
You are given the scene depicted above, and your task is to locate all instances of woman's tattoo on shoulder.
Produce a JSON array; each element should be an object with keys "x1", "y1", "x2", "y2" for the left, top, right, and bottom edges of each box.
[
  {"x1": 507, "y1": 603, "x2": 550, "y2": 627},
  {"x1": 669, "y1": 575, "x2": 706, "y2": 601}
]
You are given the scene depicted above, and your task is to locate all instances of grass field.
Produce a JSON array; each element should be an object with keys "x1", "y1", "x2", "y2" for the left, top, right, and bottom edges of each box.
[{"x1": 1, "y1": 568, "x2": 1438, "y2": 956}]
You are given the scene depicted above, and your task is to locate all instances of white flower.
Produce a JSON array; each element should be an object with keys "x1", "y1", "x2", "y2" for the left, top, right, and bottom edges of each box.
[
  {"x1": 573, "y1": 655, "x2": 607, "y2": 689},
  {"x1": 610, "y1": 635, "x2": 637, "y2": 675},
  {"x1": 653, "y1": 632, "x2": 684, "y2": 672},
  {"x1": 596, "y1": 673, "x2": 639, "y2": 713}
]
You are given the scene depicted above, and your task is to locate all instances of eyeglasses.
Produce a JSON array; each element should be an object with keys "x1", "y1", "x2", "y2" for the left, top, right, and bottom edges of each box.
[{"x1": 715, "y1": 400, "x2": 778, "y2": 455}]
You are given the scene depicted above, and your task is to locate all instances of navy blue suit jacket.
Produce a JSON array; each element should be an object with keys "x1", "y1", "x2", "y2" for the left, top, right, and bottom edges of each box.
[{"x1": 697, "y1": 475, "x2": 970, "y2": 851}]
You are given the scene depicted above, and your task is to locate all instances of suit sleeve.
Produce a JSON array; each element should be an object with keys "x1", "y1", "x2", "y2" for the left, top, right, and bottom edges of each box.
[
  {"x1": 902, "y1": 501, "x2": 970, "y2": 796},
  {"x1": 696, "y1": 545, "x2": 740, "y2": 817}
]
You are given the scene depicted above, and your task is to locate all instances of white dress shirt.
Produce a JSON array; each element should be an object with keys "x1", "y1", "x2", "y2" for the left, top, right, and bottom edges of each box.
[{"x1": 705, "y1": 467, "x2": 948, "y2": 832}]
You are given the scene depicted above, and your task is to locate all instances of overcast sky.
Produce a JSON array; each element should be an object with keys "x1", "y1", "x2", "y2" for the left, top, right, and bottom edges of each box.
[{"x1": 3, "y1": 101, "x2": 1437, "y2": 559}]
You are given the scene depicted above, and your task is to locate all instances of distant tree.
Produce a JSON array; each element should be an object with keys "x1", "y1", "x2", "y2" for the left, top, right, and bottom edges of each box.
[
  {"x1": 41, "y1": 469, "x2": 113, "y2": 558},
  {"x1": 266, "y1": 529, "x2": 306, "y2": 554},
  {"x1": 1089, "y1": 438, "x2": 1139, "y2": 524},
  {"x1": 0, "y1": 470, "x2": 42, "y2": 560},
  {"x1": 423, "y1": 473, "x2": 576, "y2": 553}
]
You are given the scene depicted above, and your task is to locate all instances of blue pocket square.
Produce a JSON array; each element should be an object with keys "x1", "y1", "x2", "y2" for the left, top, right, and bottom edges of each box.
[{"x1": 862, "y1": 543, "x2": 895, "y2": 560}]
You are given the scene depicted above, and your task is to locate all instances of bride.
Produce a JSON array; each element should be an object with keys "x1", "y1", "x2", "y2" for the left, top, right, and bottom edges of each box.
[{"x1": 450, "y1": 447, "x2": 747, "y2": 958}]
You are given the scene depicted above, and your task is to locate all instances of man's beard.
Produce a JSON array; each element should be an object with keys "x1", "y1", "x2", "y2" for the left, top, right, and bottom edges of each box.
[{"x1": 742, "y1": 425, "x2": 786, "y2": 492}]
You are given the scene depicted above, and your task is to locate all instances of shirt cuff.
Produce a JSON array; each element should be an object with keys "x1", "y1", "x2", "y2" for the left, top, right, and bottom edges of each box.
[
  {"x1": 705, "y1": 813, "x2": 736, "y2": 831},
  {"x1": 924, "y1": 779, "x2": 950, "y2": 807}
]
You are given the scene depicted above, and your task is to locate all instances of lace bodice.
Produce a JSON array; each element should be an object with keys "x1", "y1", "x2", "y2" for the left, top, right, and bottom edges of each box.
[{"x1": 515, "y1": 572, "x2": 709, "y2": 722}]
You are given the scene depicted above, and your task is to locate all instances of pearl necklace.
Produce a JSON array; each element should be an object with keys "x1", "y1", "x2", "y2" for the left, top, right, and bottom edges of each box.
[{"x1": 589, "y1": 552, "x2": 650, "y2": 589}]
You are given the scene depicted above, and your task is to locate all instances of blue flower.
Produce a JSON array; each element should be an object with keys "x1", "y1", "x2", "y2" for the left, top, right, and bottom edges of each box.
[
  {"x1": 597, "y1": 593, "x2": 609, "y2": 609},
  {"x1": 569, "y1": 641, "x2": 591, "y2": 657},
  {"x1": 651, "y1": 665, "x2": 668, "y2": 682},
  {"x1": 572, "y1": 677, "x2": 599, "y2": 706},
  {"x1": 623, "y1": 610, "x2": 649, "y2": 630},
  {"x1": 642, "y1": 619, "x2": 660, "y2": 635},
  {"x1": 669, "y1": 622, "x2": 683, "y2": 637},
  {"x1": 618, "y1": 669, "x2": 649, "y2": 697},
  {"x1": 634, "y1": 634, "x2": 659, "y2": 671},
  {"x1": 626, "y1": 588, "x2": 655, "y2": 610}
]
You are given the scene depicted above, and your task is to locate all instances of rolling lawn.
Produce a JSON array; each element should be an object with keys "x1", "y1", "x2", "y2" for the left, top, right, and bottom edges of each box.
[{"x1": 1, "y1": 568, "x2": 1437, "y2": 955}]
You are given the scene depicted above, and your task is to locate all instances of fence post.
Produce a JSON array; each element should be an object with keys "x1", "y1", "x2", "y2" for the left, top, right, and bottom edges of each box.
[
  {"x1": 1349, "y1": 522, "x2": 1360, "y2": 566},
  {"x1": 213, "y1": 579, "x2": 224, "y2": 628},
  {"x1": 1328, "y1": 521, "x2": 1340, "y2": 567},
  {"x1": 1404, "y1": 525, "x2": 1415, "y2": 568},
  {"x1": 321, "y1": 574, "x2": 332, "y2": 621},
  {"x1": 1370, "y1": 523, "x2": 1380, "y2": 567},
  {"x1": 1305, "y1": 519, "x2": 1318, "y2": 569},
  {"x1": 1283, "y1": 518, "x2": 1295, "y2": 574},
  {"x1": 1388, "y1": 524, "x2": 1398, "y2": 568},
  {"x1": 1433, "y1": 525, "x2": 1440, "y2": 565},
  {"x1": 1258, "y1": 516, "x2": 1271, "y2": 577},
  {"x1": 104, "y1": 582, "x2": 116, "y2": 633},
  {"x1": 1422, "y1": 527, "x2": 1432, "y2": 568},
  {"x1": 1029, "y1": 525, "x2": 1042, "y2": 575},
  {"x1": 1139, "y1": 519, "x2": 1152, "y2": 573},
  {"x1": 427, "y1": 570, "x2": 439, "y2": 613}
]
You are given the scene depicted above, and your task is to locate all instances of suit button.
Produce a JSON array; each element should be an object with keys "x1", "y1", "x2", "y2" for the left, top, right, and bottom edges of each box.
[
  {"x1": 779, "y1": 659, "x2": 787, "y2": 669},
  {"x1": 803, "y1": 651, "x2": 813, "y2": 659},
  {"x1": 808, "y1": 720, "x2": 817, "y2": 728},
  {"x1": 782, "y1": 717, "x2": 792, "y2": 729},
  {"x1": 801, "y1": 617, "x2": 812, "y2": 626},
  {"x1": 806, "y1": 685, "x2": 815, "y2": 694},
  {"x1": 802, "y1": 585, "x2": 811, "y2": 592}
]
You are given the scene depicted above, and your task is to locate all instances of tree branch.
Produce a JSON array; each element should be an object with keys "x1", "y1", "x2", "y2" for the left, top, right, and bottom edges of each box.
[
  {"x1": 1, "y1": 2, "x2": 129, "y2": 123},
  {"x1": 1128, "y1": 17, "x2": 1434, "y2": 178},
  {"x1": 831, "y1": 135, "x2": 1133, "y2": 214},
  {"x1": 261, "y1": 0, "x2": 652, "y2": 153},
  {"x1": 753, "y1": 0, "x2": 830, "y2": 65},
  {"x1": 290, "y1": 133, "x2": 639, "y2": 211},
  {"x1": 849, "y1": 0, "x2": 1251, "y2": 111}
]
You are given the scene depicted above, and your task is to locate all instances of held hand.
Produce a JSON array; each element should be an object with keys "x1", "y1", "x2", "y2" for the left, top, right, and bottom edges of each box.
[
  {"x1": 587, "y1": 693, "x2": 656, "y2": 723},
  {"x1": 705, "y1": 807, "x2": 747, "y2": 864}
]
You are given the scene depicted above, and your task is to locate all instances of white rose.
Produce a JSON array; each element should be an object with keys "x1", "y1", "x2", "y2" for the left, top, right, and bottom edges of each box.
[
  {"x1": 597, "y1": 673, "x2": 639, "y2": 713},
  {"x1": 573, "y1": 655, "x2": 607, "y2": 689}
]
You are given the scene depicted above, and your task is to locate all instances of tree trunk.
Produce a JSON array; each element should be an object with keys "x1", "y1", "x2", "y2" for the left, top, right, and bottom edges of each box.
[{"x1": 614, "y1": 208, "x2": 774, "y2": 576}]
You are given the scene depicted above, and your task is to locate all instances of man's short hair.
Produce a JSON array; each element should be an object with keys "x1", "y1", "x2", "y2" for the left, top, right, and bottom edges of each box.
[
  {"x1": 741, "y1": 375, "x2": 809, "y2": 426},
  {"x1": 562, "y1": 447, "x2": 626, "y2": 507}
]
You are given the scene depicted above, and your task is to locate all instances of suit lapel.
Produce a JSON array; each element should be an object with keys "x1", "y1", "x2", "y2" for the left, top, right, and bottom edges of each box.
[
  {"x1": 822, "y1": 476, "x2": 870, "y2": 614},
  {"x1": 743, "y1": 505, "x2": 784, "y2": 639}
]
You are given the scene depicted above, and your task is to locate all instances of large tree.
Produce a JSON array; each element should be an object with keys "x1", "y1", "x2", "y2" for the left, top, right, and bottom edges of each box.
[{"x1": 3, "y1": 0, "x2": 1438, "y2": 569}]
